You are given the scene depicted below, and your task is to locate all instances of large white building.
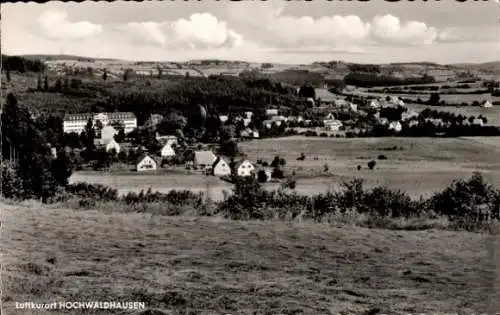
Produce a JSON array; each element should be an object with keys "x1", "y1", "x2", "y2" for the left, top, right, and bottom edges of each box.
[{"x1": 63, "y1": 112, "x2": 137, "y2": 134}]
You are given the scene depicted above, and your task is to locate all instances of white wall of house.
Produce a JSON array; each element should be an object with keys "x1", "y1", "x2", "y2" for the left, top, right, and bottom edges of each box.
[
  {"x1": 137, "y1": 156, "x2": 157, "y2": 172},
  {"x1": 213, "y1": 159, "x2": 231, "y2": 177},
  {"x1": 237, "y1": 161, "x2": 255, "y2": 177}
]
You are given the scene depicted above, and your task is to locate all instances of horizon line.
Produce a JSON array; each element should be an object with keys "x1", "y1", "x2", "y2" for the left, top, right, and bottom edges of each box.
[{"x1": 6, "y1": 53, "x2": 500, "y2": 67}]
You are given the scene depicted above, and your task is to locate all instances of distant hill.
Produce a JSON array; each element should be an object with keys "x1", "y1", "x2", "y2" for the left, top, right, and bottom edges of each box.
[{"x1": 6, "y1": 53, "x2": 500, "y2": 82}]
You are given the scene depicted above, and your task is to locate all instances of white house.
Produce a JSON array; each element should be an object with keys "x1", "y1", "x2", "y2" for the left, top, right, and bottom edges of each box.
[
  {"x1": 481, "y1": 100, "x2": 493, "y2": 108},
  {"x1": 243, "y1": 118, "x2": 252, "y2": 127},
  {"x1": 244, "y1": 111, "x2": 254, "y2": 119},
  {"x1": 212, "y1": 157, "x2": 231, "y2": 177},
  {"x1": 105, "y1": 138, "x2": 120, "y2": 153},
  {"x1": 161, "y1": 142, "x2": 176, "y2": 158},
  {"x1": 137, "y1": 155, "x2": 158, "y2": 172},
  {"x1": 194, "y1": 150, "x2": 217, "y2": 170},
  {"x1": 235, "y1": 159, "x2": 255, "y2": 177},
  {"x1": 388, "y1": 121, "x2": 403, "y2": 132}
]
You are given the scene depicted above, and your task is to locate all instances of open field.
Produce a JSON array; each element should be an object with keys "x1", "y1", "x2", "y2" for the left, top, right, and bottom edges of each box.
[
  {"x1": 2, "y1": 202, "x2": 497, "y2": 314},
  {"x1": 71, "y1": 137, "x2": 500, "y2": 200},
  {"x1": 405, "y1": 103, "x2": 500, "y2": 126},
  {"x1": 353, "y1": 91, "x2": 500, "y2": 103}
]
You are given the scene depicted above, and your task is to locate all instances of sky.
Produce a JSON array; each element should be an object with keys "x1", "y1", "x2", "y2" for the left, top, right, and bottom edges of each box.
[{"x1": 2, "y1": 0, "x2": 500, "y2": 64}]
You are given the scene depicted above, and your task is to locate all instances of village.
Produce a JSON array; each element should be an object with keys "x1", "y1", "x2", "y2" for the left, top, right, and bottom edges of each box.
[{"x1": 58, "y1": 86, "x2": 494, "y2": 187}]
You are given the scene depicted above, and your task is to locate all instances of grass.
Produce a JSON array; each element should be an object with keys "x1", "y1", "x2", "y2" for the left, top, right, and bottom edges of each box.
[
  {"x1": 2, "y1": 201, "x2": 498, "y2": 314},
  {"x1": 71, "y1": 136, "x2": 500, "y2": 200},
  {"x1": 240, "y1": 136, "x2": 500, "y2": 198},
  {"x1": 405, "y1": 103, "x2": 500, "y2": 126}
]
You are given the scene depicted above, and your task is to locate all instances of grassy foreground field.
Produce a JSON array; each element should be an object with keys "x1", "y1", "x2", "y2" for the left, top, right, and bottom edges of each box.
[{"x1": 1, "y1": 201, "x2": 498, "y2": 314}]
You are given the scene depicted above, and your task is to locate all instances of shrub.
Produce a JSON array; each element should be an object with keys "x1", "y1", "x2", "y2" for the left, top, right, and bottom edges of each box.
[
  {"x1": 429, "y1": 172, "x2": 500, "y2": 230},
  {"x1": 324, "y1": 164, "x2": 329, "y2": 172},
  {"x1": 360, "y1": 186, "x2": 420, "y2": 218},
  {"x1": 272, "y1": 167, "x2": 285, "y2": 179},
  {"x1": 357, "y1": 165, "x2": 362, "y2": 171},
  {"x1": 377, "y1": 155, "x2": 388, "y2": 160},
  {"x1": 217, "y1": 176, "x2": 271, "y2": 220},
  {"x1": 257, "y1": 170, "x2": 269, "y2": 183},
  {"x1": 367, "y1": 160, "x2": 377, "y2": 170}
]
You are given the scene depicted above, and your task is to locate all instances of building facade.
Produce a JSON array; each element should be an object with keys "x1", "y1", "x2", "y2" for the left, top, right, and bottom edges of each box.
[{"x1": 63, "y1": 112, "x2": 137, "y2": 134}]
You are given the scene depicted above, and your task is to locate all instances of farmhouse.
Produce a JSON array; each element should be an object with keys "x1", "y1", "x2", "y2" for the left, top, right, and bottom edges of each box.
[
  {"x1": 194, "y1": 150, "x2": 217, "y2": 170},
  {"x1": 63, "y1": 112, "x2": 137, "y2": 134},
  {"x1": 105, "y1": 139, "x2": 120, "y2": 153},
  {"x1": 161, "y1": 142, "x2": 176, "y2": 158},
  {"x1": 136, "y1": 155, "x2": 158, "y2": 172},
  {"x1": 235, "y1": 159, "x2": 255, "y2": 177},
  {"x1": 212, "y1": 157, "x2": 231, "y2": 177}
]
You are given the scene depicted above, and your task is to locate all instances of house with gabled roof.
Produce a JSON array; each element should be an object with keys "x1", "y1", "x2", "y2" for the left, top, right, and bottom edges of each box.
[
  {"x1": 234, "y1": 159, "x2": 255, "y2": 177},
  {"x1": 212, "y1": 156, "x2": 231, "y2": 177},
  {"x1": 136, "y1": 154, "x2": 159, "y2": 172}
]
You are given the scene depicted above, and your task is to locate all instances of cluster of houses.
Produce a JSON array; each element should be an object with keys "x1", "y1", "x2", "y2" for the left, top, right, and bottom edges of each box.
[{"x1": 136, "y1": 147, "x2": 266, "y2": 180}]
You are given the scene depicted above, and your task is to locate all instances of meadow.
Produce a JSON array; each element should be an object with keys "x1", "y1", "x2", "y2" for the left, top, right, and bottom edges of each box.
[
  {"x1": 405, "y1": 103, "x2": 500, "y2": 126},
  {"x1": 70, "y1": 136, "x2": 500, "y2": 200},
  {"x1": 2, "y1": 201, "x2": 498, "y2": 314}
]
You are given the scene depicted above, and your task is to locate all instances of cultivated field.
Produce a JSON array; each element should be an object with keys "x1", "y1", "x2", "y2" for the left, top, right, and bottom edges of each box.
[
  {"x1": 2, "y1": 202, "x2": 498, "y2": 314},
  {"x1": 71, "y1": 137, "x2": 500, "y2": 200}
]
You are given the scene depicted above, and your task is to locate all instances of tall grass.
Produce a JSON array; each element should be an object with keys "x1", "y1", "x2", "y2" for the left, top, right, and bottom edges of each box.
[{"x1": 26, "y1": 172, "x2": 500, "y2": 233}]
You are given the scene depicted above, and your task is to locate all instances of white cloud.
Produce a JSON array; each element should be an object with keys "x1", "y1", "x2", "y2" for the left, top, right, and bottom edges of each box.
[
  {"x1": 38, "y1": 9, "x2": 103, "y2": 40},
  {"x1": 125, "y1": 13, "x2": 243, "y2": 49},
  {"x1": 370, "y1": 15, "x2": 438, "y2": 45},
  {"x1": 171, "y1": 13, "x2": 243, "y2": 49},
  {"x1": 227, "y1": 5, "x2": 440, "y2": 49}
]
